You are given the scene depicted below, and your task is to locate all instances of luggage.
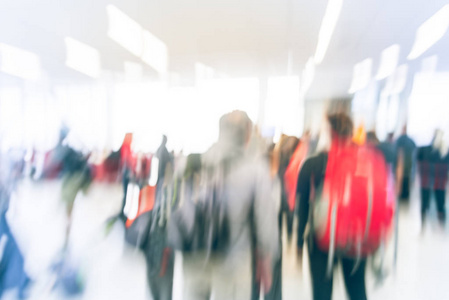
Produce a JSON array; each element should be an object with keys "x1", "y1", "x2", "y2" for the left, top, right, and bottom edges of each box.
[
  {"x1": 125, "y1": 184, "x2": 156, "y2": 228},
  {"x1": 125, "y1": 211, "x2": 152, "y2": 249},
  {"x1": 312, "y1": 144, "x2": 395, "y2": 269}
]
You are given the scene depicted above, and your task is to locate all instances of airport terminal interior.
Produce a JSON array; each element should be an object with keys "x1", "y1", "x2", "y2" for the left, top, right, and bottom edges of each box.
[{"x1": 1, "y1": 0, "x2": 449, "y2": 299}]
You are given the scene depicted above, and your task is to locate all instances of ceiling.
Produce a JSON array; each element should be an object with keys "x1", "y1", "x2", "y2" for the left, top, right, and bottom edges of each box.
[{"x1": 0, "y1": 0, "x2": 448, "y2": 100}]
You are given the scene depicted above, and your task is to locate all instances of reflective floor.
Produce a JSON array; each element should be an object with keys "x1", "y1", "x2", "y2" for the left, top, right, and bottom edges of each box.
[{"x1": 4, "y1": 179, "x2": 449, "y2": 300}]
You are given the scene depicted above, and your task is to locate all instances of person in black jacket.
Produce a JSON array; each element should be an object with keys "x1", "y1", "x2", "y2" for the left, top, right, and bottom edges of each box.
[
  {"x1": 417, "y1": 130, "x2": 448, "y2": 229},
  {"x1": 296, "y1": 113, "x2": 367, "y2": 300},
  {"x1": 396, "y1": 126, "x2": 416, "y2": 202}
]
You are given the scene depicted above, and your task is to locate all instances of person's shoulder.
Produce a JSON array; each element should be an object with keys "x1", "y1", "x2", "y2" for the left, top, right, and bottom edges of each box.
[
  {"x1": 301, "y1": 152, "x2": 327, "y2": 172},
  {"x1": 306, "y1": 151, "x2": 327, "y2": 164}
]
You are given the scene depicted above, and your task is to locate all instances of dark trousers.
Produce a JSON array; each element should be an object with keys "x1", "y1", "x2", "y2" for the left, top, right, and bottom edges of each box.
[
  {"x1": 147, "y1": 257, "x2": 174, "y2": 300},
  {"x1": 308, "y1": 241, "x2": 367, "y2": 300},
  {"x1": 421, "y1": 188, "x2": 446, "y2": 224},
  {"x1": 281, "y1": 188, "x2": 294, "y2": 241},
  {"x1": 252, "y1": 212, "x2": 283, "y2": 300},
  {"x1": 399, "y1": 176, "x2": 410, "y2": 201},
  {"x1": 251, "y1": 245, "x2": 282, "y2": 300}
]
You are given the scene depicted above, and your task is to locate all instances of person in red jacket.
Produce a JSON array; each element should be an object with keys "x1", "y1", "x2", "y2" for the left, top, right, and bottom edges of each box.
[{"x1": 119, "y1": 133, "x2": 134, "y2": 220}]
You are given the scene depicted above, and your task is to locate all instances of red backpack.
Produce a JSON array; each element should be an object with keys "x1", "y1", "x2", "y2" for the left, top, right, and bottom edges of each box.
[{"x1": 313, "y1": 143, "x2": 395, "y2": 267}]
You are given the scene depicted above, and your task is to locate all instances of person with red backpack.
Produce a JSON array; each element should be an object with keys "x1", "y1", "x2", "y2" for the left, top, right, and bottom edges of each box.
[{"x1": 296, "y1": 113, "x2": 395, "y2": 300}]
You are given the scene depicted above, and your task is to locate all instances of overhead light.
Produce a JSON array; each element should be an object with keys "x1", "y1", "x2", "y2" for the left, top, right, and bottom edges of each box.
[
  {"x1": 314, "y1": 0, "x2": 344, "y2": 64},
  {"x1": 0, "y1": 43, "x2": 41, "y2": 80},
  {"x1": 142, "y1": 30, "x2": 168, "y2": 74},
  {"x1": 301, "y1": 57, "x2": 316, "y2": 95},
  {"x1": 65, "y1": 37, "x2": 101, "y2": 78},
  {"x1": 376, "y1": 44, "x2": 400, "y2": 80},
  {"x1": 107, "y1": 5, "x2": 169, "y2": 74},
  {"x1": 107, "y1": 4, "x2": 143, "y2": 57},
  {"x1": 348, "y1": 58, "x2": 372, "y2": 94},
  {"x1": 407, "y1": 5, "x2": 449, "y2": 60}
]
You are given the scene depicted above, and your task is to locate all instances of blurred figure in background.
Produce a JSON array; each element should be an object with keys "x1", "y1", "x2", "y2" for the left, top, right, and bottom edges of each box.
[
  {"x1": 417, "y1": 130, "x2": 448, "y2": 230},
  {"x1": 59, "y1": 131, "x2": 93, "y2": 250},
  {"x1": 41, "y1": 125, "x2": 70, "y2": 179},
  {"x1": 276, "y1": 135, "x2": 299, "y2": 244},
  {"x1": 156, "y1": 135, "x2": 173, "y2": 188},
  {"x1": 0, "y1": 149, "x2": 30, "y2": 299},
  {"x1": 396, "y1": 126, "x2": 416, "y2": 203},
  {"x1": 377, "y1": 133, "x2": 398, "y2": 170},
  {"x1": 118, "y1": 133, "x2": 134, "y2": 220}
]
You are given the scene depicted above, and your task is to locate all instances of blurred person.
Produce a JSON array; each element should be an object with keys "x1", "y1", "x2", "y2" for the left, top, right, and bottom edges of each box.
[
  {"x1": 59, "y1": 131, "x2": 93, "y2": 250},
  {"x1": 283, "y1": 131, "x2": 312, "y2": 231},
  {"x1": 367, "y1": 131, "x2": 397, "y2": 170},
  {"x1": 247, "y1": 125, "x2": 268, "y2": 159},
  {"x1": 169, "y1": 110, "x2": 278, "y2": 300},
  {"x1": 144, "y1": 164, "x2": 176, "y2": 300},
  {"x1": 252, "y1": 143, "x2": 282, "y2": 300},
  {"x1": 116, "y1": 133, "x2": 134, "y2": 221},
  {"x1": 296, "y1": 113, "x2": 394, "y2": 300},
  {"x1": 396, "y1": 126, "x2": 416, "y2": 202},
  {"x1": 156, "y1": 135, "x2": 173, "y2": 187},
  {"x1": 0, "y1": 152, "x2": 30, "y2": 299},
  {"x1": 276, "y1": 134, "x2": 300, "y2": 244},
  {"x1": 417, "y1": 130, "x2": 449, "y2": 229},
  {"x1": 377, "y1": 133, "x2": 398, "y2": 169},
  {"x1": 41, "y1": 125, "x2": 70, "y2": 179}
]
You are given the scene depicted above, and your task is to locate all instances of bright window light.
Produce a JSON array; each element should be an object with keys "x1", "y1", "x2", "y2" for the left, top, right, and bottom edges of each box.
[
  {"x1": 408, "y1": 5, "x2": 449, "y2": 60},
  {"x1": 301, "y1": 57, "x2": 316, "y2": 95},
  {"x1": 124, "y1": 61, "x2": 143, "y2": 81},
  {"x1": 314, "y1": 0, "x2": 344, "y2": 64},
  {"x1": 0, "y1": 43, "x2": 41, "y2": 80},
  {"x1": 408, "y1": 72, "x2": 449, "y2": 145},
  {"x1": 65, "y1": 37, "x2": 101, "y2": 78},
  {"x1": 376, "y1": 44, "x2": 400, "y2": 80},
  {"x1": 381, "y1": 64, "x2": 408, "y2": 97},
  {"x1": 348, "y1": 58, "x2": 372, "y2": 94},
  {"x1": 421, "y1": 55, "x2": 438, "y2": 73},
  {"x1": 0, "y1": 87, "x2": 23, "y2": 150},
  {"x1": 195, "y1": 62, "x2": 215, "y2": 81},
  {"x1": 265, "y1": 76, "x2": 302, "y2": 137},
  {"x1": 142, "y1": 30, "x2": 168, "y2": 74},
  {"x1": 375, "y1": 95, "x2": 389, "y2": 141},
  {"x1": 107, "y1": 4, "x2": 143, "y2": 57}
]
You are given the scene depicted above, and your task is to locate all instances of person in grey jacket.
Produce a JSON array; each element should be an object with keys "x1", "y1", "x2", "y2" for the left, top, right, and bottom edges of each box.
[{"x1": 181, "y1": 110, "x2": 279, "y2": 300}]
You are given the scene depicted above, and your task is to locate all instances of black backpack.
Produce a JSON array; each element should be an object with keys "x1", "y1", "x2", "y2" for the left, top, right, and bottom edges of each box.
[{"x1": 168, "y1": 158, "x2": 231, "y2": 260}]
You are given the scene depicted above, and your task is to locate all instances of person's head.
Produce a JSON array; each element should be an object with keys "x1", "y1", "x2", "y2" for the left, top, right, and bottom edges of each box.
[
  {"x1": 402, "y1": 125, "x2": 408, "y2": 135},
  {"x1": 59, "y1": 124, "x2": 70, "y2": 144},
  {"x1": 303, "y1": 129, "x2": 311, "y2": 139},
  {"x1": 161, "y1": 135, "x2": 168, "y2": 146},
  {"x1": 327, "y1": 113, "x2": 354, "y2": 143},
  {"x1": 218, "y1": 110, "x2": 253, "y2": 147},
  {"x1": 123, "y1": 133, "x2": 133, "y2": 146},
  {"x1": 432, "y1": 129, "x2": 444, "y2": 148},
  {"x1": 366, "y1": 131, "x2": 379, "y2": 145},
  {"x1": 387, "y1": 132, "x2": 394, "y2": 143}
]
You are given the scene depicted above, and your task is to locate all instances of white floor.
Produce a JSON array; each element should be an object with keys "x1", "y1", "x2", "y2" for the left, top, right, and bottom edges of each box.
[{"x1": 4, "y1": 178, "x2": 449, "y2": 300}]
